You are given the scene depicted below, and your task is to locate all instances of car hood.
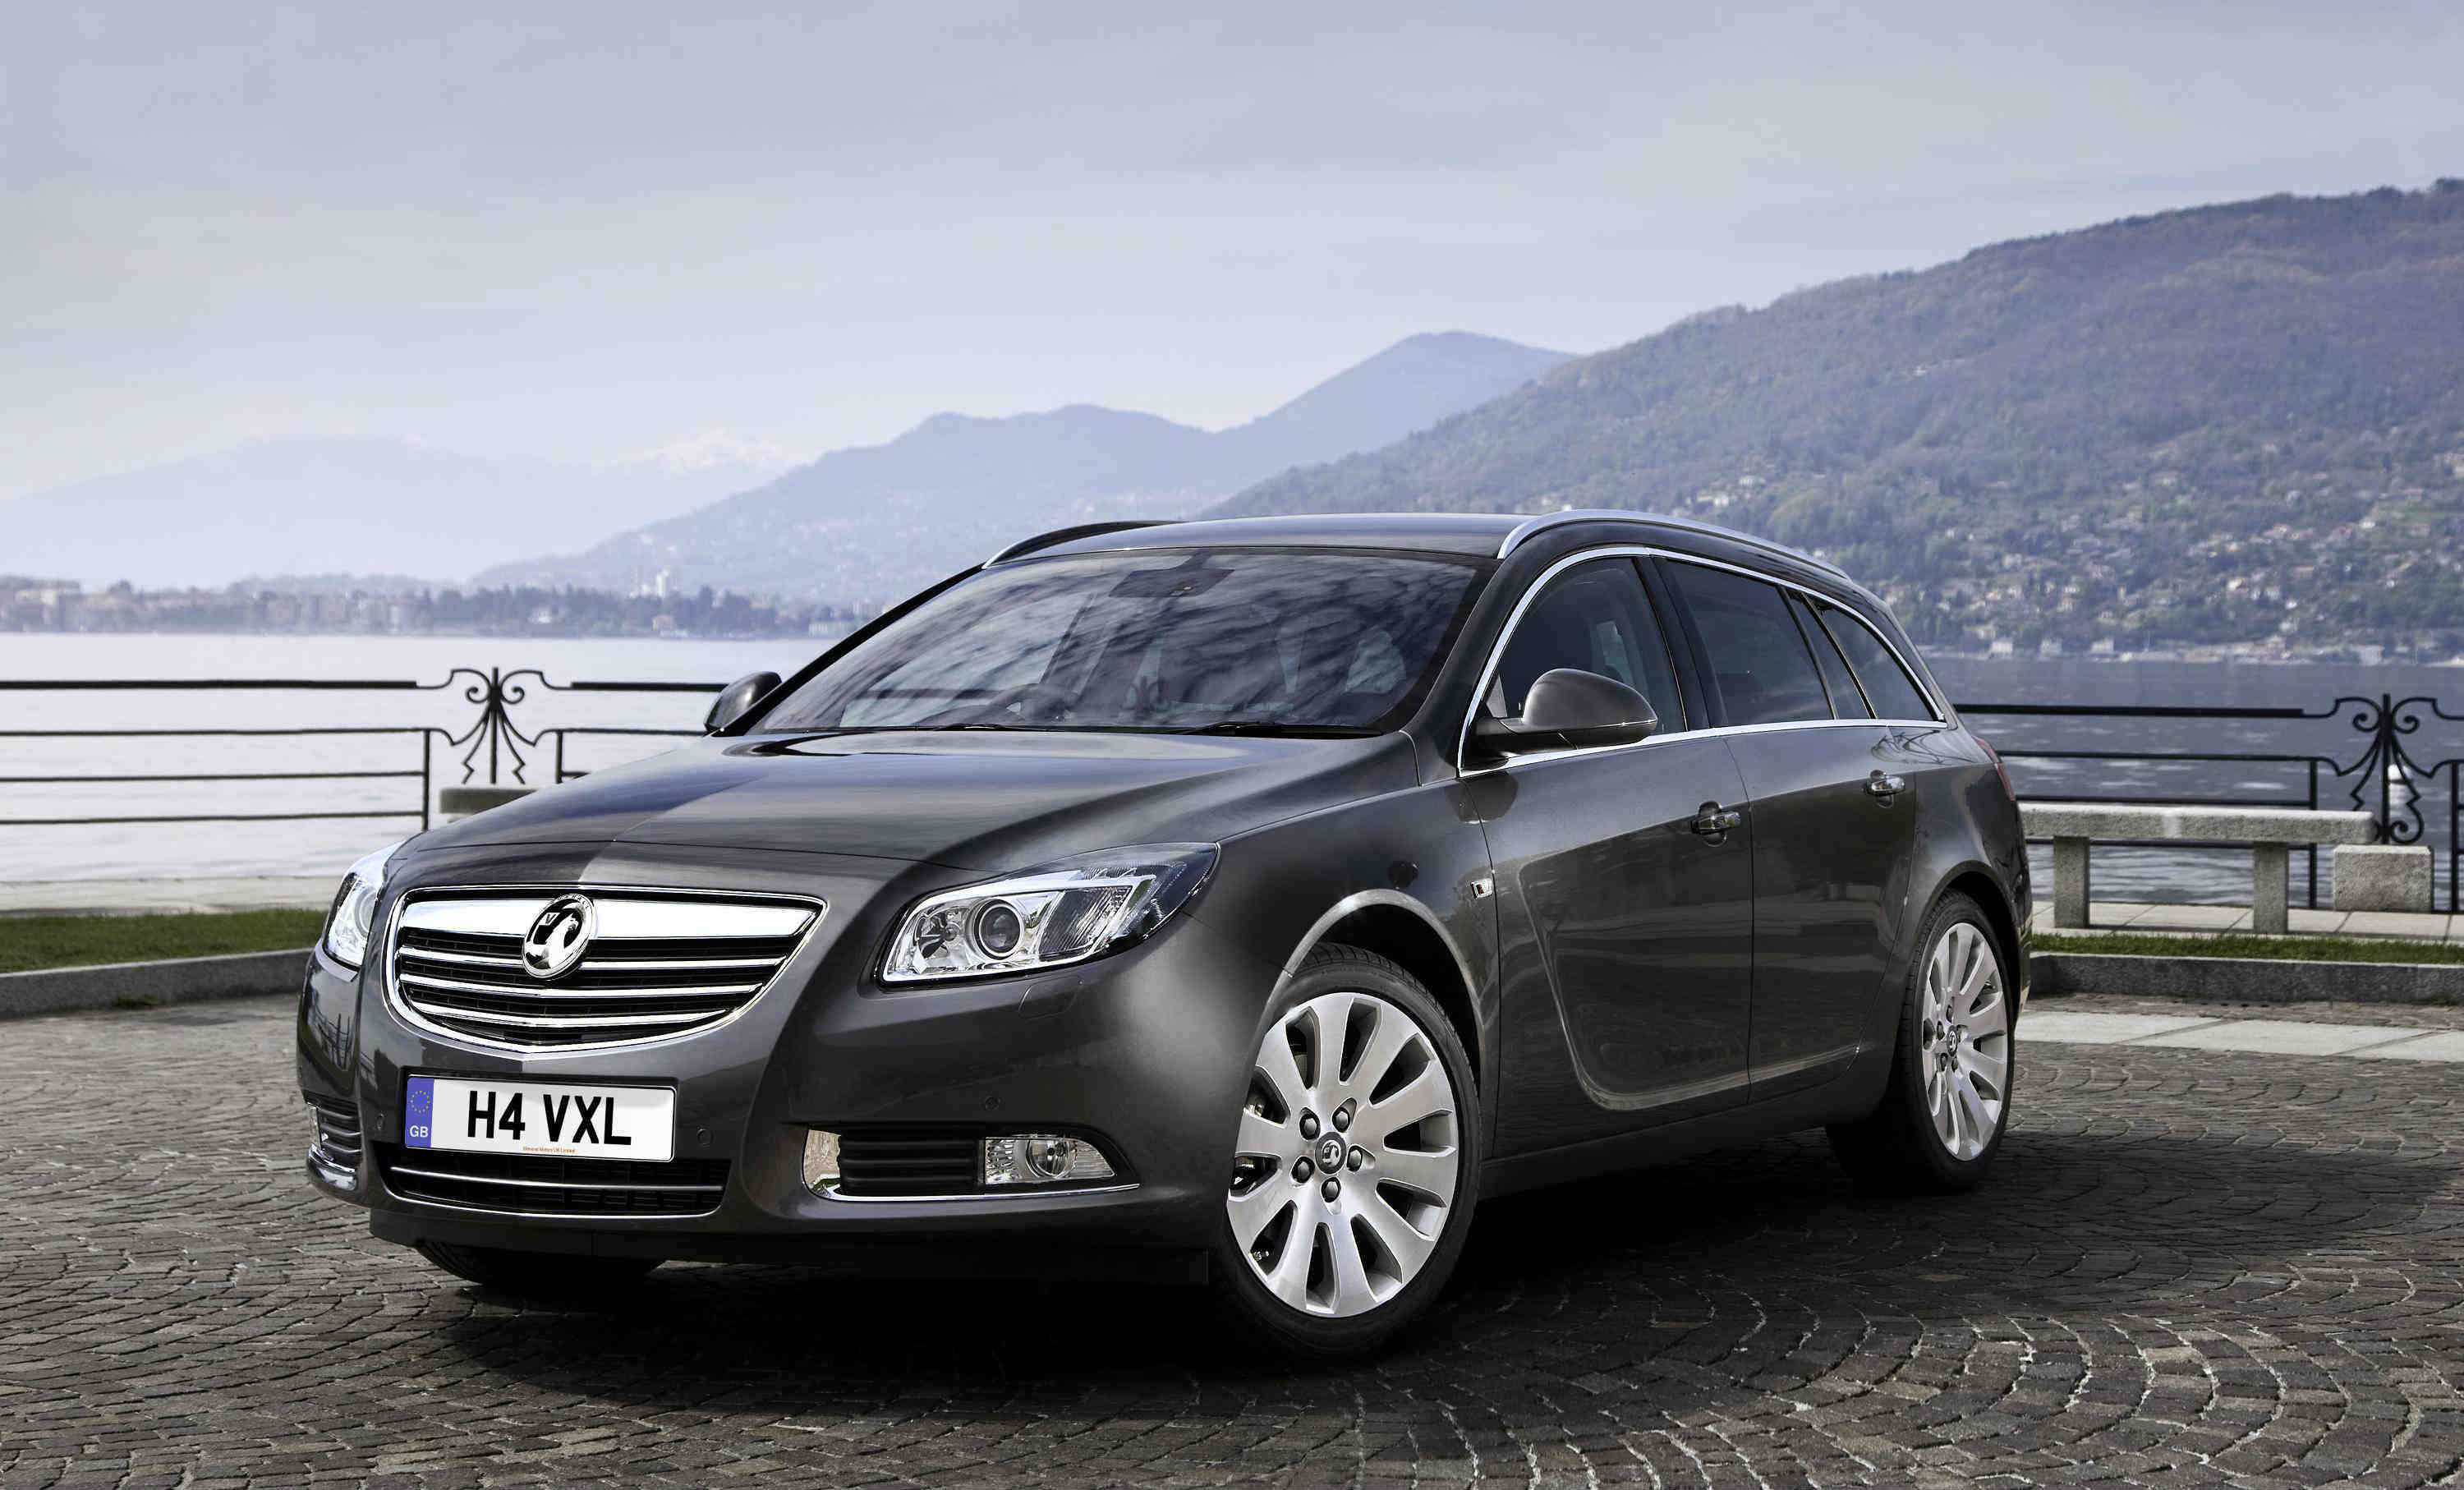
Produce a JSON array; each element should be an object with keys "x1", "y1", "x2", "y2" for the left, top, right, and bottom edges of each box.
[{"x1": 408, "y1": 729, "x2": 1419, "y2": 871}]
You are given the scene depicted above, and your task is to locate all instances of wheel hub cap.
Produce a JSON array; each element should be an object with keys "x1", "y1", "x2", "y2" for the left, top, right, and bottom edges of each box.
[{"x1": 1227, "y1": 989, "x2": 1461, "y2": 1318}]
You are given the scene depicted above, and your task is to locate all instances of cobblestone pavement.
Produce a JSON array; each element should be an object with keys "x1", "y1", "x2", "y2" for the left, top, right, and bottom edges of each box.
[{"x1": 4, "y1": 997, "x2": 2461, "y2": 1489}]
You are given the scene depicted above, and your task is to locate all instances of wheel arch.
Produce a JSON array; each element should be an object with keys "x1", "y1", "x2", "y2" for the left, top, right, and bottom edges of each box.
[
  {"x1": 1929, "y1": 863, "x2": 2029, "y2": 1015},
  {"x1": 1272, "y1": 890, "x2": 1487, "y2": 1095}
]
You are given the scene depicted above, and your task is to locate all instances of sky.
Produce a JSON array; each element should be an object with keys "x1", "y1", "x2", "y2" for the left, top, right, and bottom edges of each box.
[{"x1": 5, "y1": 0, "x2": 2462, "y2": 497}]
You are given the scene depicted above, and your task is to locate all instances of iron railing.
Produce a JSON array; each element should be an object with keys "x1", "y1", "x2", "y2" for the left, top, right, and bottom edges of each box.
[
  {"x1": 4, "y1": 674, "x2": 2459, "y2": 909},
  {"x1": 1960, "y1": 695, "x2": 2463, "y2": 912},
  {"x1": 0, "y1": 669, "x2": 716, "y2": 833}
]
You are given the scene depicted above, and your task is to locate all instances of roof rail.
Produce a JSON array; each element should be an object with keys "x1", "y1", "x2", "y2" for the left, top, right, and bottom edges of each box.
[
  {"x1": 981, "y1": 520, "x2": 1177, "y2": 568},
  {"x1": 1496, "y1": 508, "x2": 1847, "y2": 577}
]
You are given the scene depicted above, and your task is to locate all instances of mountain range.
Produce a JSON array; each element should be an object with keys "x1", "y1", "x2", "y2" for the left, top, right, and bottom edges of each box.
[
  {"x1": 1216, "y1": 183, "x2": 2464, "y2": 651},
  {"x1": 2, "y1": 436, "x2": 790, "y2": 591},
  {"x1": 4, "y1": 333, "x2": 1566, "y2": 600},
  {"x1": 475, "y1": 331, "x2": 1569, "y2": 600}
]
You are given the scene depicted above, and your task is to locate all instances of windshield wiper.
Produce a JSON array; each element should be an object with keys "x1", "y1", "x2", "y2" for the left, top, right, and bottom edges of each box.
[{"x1": 1171, "y1": 720, "x2": 1377, "y2": 738}]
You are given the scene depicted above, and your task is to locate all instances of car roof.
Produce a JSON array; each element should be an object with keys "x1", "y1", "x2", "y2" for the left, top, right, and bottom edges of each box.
[
  {"x1": 1016, "y1": 513, "x2": 1524, "y2": 560},
  {"x1": 1009, "y1": 509, "x2": 1850, "y2": 580}
]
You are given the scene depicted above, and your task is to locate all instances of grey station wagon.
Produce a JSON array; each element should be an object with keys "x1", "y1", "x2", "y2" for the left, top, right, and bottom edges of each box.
[{"x1": 299, "y1": 510, "x2": 2030, "y2": 1355}]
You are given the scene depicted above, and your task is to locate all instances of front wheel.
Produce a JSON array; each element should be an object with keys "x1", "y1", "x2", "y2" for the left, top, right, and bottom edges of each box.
[
  {"x1": 1827, "y1": 894, "x2": 2015, "y2": 1191},
  {"x1": 1211, "y1": 945, "x2": 1482, "y2": 1358}
]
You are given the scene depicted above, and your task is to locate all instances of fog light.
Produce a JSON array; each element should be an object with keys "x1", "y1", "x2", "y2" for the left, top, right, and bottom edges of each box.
[
  {"x1": 803, "y1": 1129, "x2": 841, "y2": 1192},
  {"x1": 981, "y1": 1133, "x2": 1116, "y2": 1186}
]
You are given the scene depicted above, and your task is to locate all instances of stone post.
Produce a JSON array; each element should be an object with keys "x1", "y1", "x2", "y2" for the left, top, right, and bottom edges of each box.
[
  {"x1": 2252, "y1": 843, "x2": 2290, "y2": 934},
  {"x1": 2053, "y1": 836, "x2": 2091, "y2": 929}
]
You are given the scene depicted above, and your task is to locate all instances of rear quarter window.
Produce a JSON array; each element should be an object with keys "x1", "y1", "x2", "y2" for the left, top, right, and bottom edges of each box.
[{"x1": 1815, "y1": 604, "x2": 1937, "y2": 721}]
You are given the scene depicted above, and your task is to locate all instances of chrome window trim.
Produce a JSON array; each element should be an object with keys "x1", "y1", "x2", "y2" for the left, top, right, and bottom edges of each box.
[
  {"x1": 1456, "y1": 544, "x2": 1947, "y2": 776},
  {"x1": 381, "y1": 883, "x2": 827, "y2": 1061},
  {"x1": 1495, "y1": 508, "x2": 1850, "y2": 578}
]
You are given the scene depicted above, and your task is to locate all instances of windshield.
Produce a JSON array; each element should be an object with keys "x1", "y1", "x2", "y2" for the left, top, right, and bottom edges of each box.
[{"x1": 755, "y1": 547, "x2": 1487, "y2": 735}]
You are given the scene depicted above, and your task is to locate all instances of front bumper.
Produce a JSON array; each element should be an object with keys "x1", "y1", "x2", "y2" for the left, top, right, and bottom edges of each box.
[{"x1": 297, "y1": 840, "x2": 1279, "y2": 1267}]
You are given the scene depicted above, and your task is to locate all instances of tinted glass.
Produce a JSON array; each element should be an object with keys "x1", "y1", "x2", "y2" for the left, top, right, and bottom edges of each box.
[
  {"x1": 1817, "y1": 604, "x2": 1937, "y2": 720},
  {"x1": 1791, "y1": 593, "x2": 1870, "y2": 718},
  {"x1": 1666, "y1": 563, "x2": 1831, "y2": 725},
  {"x1": 1490, "y1": 558, "x2": 1682, "y2": 729},
  {"x1": 758, "y1": 549, "x2": 1483, "y2": 734}
]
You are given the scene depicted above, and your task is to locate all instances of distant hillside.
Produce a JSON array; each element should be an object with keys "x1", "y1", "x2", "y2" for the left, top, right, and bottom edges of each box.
[
  {"x1": 0, "y1": 436, "x2": 784, "y2": 590},
  {"x1": 478, "y1": 332, "x2": 1568, "y2": 601},
  {"x1": 1216, "y1": 184, "x2": 2464, "y2": 651}
]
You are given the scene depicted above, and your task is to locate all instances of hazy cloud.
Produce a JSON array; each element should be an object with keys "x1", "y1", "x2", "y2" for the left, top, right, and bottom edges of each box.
[{"x1": 5, "y1": 0, "x2": 2461, "y2": 494}]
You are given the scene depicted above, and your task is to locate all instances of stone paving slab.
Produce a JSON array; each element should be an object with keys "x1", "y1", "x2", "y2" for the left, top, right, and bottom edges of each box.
[
  {"x1": 2018, "y1": 1010, "x2": 2221, "y2": 1043},
  {"x1": 2354, "y1": 1030, "x2": 2464, "y2": 1061},
  {"x1": 2131, "y1": 1017, "x2": 2441, "y2": 1055},
  {"x1": 2028, "y1": 1009, "x2": 2464, "y2": 1059},
  {"x1": 2030, "y1": 900, "x2": 2459, "y2": 940},
  {"x1": 6, "y1": 996, "x2": 2464, "y2": 1488}
]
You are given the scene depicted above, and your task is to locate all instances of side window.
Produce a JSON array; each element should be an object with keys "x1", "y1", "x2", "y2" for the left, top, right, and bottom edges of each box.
[
  {"x1": 1665, "y1": 563, "x2": 1831, "y2": 725},
  {"x1": 1490, "y1": 558, "x2": 1684, "y2": 732},
  {"x1": 1817, "y1": 604, "x2": 1938, "y2": 720},
  {"x1": 1791, "y1": 593, "x2": 1871, "y2": 719}
]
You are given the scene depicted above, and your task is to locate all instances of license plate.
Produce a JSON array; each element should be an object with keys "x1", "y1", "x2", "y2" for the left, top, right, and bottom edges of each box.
[{"x1": 406, "y1": 1076, "x2": 674, "y2": 1163}]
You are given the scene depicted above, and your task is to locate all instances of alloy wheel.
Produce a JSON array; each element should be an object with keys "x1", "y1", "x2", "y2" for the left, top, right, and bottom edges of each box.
[
  {"x1": 1226, "y1": 990, "x2": 1462, "y2": 1318},
  {"x1": 1918, "y1": 922, "x2": 2010, "y2": 1161}
]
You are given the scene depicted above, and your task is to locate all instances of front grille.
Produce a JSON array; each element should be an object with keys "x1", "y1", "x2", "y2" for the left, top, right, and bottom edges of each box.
[
  {"x1": 388, "y1": 889, "x2": 822, "y2": 1051},
  {"x1": 306, "y1": 1092, "x2": 362, "y2": 1183},
  {"x1": 375, "y1": 1143, "x2": 731, "y2": 1216},
  {"x1": 834, "y1": 1127, "x2": 986, "y2": 1197}
]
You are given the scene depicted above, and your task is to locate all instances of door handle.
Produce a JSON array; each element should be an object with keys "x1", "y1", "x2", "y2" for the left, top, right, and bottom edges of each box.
[
  {"x1": 1866, "y1": 771, "x2": 1908, "y2": 800},
  {"x1": 1691, "y1": 802, "x2": 1744, "y2": 839}
]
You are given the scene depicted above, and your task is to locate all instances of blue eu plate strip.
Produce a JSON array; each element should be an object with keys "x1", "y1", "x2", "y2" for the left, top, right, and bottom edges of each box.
[{"x1": 405, "y1": 1076, "x2": 435, "y2": 1149}]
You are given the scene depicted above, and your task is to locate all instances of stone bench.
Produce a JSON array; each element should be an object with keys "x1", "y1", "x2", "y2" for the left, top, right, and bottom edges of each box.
[{"x1": 2020, "y1": 803, "x2": 2378, "y2": 934}]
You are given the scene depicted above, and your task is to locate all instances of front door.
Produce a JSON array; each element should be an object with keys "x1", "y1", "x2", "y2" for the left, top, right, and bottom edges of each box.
[{"x1": 1476, "y1": 556, "x2": 1758, "y2": 1147}]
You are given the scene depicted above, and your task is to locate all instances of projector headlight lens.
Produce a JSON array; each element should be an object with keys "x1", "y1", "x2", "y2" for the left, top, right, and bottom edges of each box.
[
  {"x1": 320, "y1": 839, "x2": 405, "y2": 970},
  {"x1": 881, "y1": 844, "x2": 1215, "y2": 984}
]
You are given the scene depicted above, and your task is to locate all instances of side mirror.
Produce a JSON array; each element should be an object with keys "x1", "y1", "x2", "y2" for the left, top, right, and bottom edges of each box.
[
  {"x1": 704, "y1": 671, "x2": 782, "y2": 734},
  {"x1": 1470, "y1": 668, "x2": 1657, "y2": 759}
]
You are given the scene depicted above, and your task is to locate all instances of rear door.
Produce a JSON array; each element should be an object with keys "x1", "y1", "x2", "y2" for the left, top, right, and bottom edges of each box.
[
  {"x1": 1660, "y1": 559, "x2": 1926, "y2": 1099},
  {"x1": 1474, "y1": 555, "x2": 1758, "y2": 1145}
]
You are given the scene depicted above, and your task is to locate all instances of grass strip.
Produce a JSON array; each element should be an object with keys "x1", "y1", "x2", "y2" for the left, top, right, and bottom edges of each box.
[
  {"x1": 0, "y1": 909, "x2": 324, "y2": 975},
  {"x1": 2034, "y1": 931, "x2": 2464, "y2": 966}
]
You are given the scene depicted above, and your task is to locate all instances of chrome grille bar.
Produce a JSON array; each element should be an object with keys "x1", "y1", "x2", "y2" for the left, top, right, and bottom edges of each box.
[
  {"x1": 388, "y1": 887, "x2": 824, "y2": 1055},
  {"x1": 398, "y1": 971, "x2": 765, "y2": 1000},
  {"x1": 408, "y1": 1005, "x2": 720, "y2": 1030}
]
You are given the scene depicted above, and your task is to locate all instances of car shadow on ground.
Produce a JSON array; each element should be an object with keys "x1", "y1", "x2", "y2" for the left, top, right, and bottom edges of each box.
[{"x1": 418, "y1": 1122, "x2": 2445, "y2": 1419}]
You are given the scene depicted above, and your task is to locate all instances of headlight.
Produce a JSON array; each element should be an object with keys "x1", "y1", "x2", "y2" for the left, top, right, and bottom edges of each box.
[
  {"x1": 321, "y1": 839, "x2": 406, "y2": 969},
  {"x1": 881, "y1": 843, "x2": 1216, "y2": 984}
]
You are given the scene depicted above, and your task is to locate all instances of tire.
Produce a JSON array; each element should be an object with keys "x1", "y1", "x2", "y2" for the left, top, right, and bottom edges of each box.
[
  {"x1": 1827, "y1": 893, "x2": 2016, "y2": 1193},
  {"x1": 1209, "y1": 944, "x2": 1483, "y2": 1359},
  {"x1": 412, "y1": 1239, "x2": 660, "y2": 1295}
]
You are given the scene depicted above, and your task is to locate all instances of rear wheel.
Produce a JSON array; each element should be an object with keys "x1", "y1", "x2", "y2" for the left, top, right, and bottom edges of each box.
[
  {"x1": 1827, "y1": 894, "x2": 2015, "y2": 1191},
  {"x1": 413, "y1": 1239, "x2": 660, "y2": 1295},
  {"x1": 1211, "y1": 945, "x2": 1481, "y2": 1358}
]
